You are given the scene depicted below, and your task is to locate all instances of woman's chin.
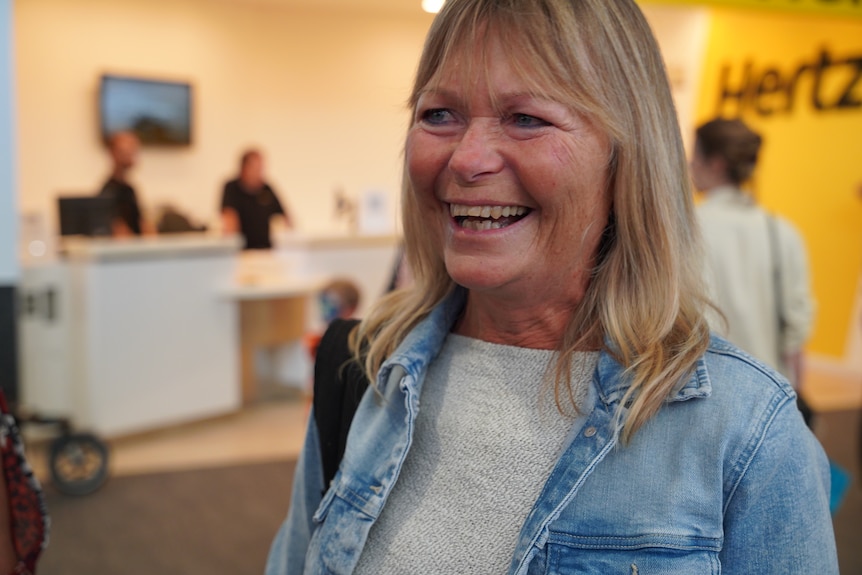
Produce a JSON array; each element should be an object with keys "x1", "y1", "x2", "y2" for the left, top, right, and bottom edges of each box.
[{"x1": 445, "y1": 265, "x2": 514, "y2": 295}]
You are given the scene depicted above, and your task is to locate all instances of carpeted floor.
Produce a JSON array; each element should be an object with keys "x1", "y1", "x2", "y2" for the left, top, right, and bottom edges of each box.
[
  {"x1": 36, "y1": 409, "x2": 860, "y2": 574},
  {"x1": 38, "y1": 460, "x2": 295, "y2": 575}
]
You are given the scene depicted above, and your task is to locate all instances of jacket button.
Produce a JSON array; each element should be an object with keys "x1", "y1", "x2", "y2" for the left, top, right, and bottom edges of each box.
[{"x1": 584, "y1": 426, "x2": 597, "y2": 437}]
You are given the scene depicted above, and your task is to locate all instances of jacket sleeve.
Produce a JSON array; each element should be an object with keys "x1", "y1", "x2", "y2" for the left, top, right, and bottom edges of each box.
[
  {"x1": 777, "y1": 219, "x2": 815, "y2": 354},
  {"x1": 265, "y1": 410, "x2": 325, "y2": 575},
  {"x1": 719, "y1": 395, "x2": 837, "y2": 573}
]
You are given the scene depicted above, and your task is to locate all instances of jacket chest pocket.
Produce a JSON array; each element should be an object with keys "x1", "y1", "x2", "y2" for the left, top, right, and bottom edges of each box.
[{"x1": 544, "y1": 532, "x2": 721, "y2": 575}]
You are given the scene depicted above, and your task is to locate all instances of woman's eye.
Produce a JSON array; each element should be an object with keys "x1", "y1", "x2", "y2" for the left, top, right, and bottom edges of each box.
[
  {"x1": 511, "y1": 113, "x2": 550, "y2": 128},
  {"x1": 420, "y1": 108, "x2": 454, "y2": 125}
]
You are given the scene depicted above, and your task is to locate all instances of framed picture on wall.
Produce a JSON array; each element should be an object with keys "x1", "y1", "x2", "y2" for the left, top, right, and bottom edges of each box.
[{"x1": 99, "y1": 74, "x2": 193, "y2": 146}]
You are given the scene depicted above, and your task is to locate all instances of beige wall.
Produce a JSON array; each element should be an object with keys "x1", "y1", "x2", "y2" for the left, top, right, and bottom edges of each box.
[
  {"x1": 14, "y1": 0, "x2": 707, "y2": 239},
  {"x1": 640, "y1": 4, "x2": 710, "y2": 155},
  {"x1": 15, "y1": 0, "x2": 434, "y2": 234},
  {"x1": 695, "y1": 8, "x2": 862, "y2": 362}
]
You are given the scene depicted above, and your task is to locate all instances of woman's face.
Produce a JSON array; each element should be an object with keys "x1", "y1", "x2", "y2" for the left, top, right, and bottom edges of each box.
[
  {"x1": 241, "y1": 154, "x2": 265, "y2": 190},
  {"x1": 406, "y1": 35, "x2": 612, "y2": 308}
]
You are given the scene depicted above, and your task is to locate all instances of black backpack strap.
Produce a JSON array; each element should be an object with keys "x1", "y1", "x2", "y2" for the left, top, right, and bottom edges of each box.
[
  {"x1": 313, "y1": 318, "x2": 369, "y2": 490},
  {"x1": 767, "y1": 214, "x2": 813, "y2": 427}
]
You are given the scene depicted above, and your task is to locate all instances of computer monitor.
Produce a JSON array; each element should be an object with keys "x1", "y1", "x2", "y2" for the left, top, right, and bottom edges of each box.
[{"x1": 57, "y1": 196, "x2": 116, "y2": 237}]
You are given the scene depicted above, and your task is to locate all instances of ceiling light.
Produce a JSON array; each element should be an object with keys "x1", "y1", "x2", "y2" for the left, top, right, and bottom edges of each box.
[{"x1": 422, "y1": 0, "x2": 445, "y2": 14}]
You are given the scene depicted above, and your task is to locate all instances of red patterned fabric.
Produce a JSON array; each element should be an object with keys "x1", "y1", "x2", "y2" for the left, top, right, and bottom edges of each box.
[{"x1": 0, "y1": 393, "x2": 47, "y2": 575}]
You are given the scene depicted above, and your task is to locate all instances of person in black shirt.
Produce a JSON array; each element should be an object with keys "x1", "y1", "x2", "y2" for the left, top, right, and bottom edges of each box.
[
  {"x1": 221, "y1": 149, "x2": 292, "y2": 249},
  {"x1": 97, "y1": 131, "x2": 149, "y2": 236}
]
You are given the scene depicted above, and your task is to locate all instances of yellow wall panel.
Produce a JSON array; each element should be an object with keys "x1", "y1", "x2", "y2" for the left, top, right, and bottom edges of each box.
[
  {"x1": 653, "y1": 0, "x2": 862, "y2": 19},
  {"x1": 695, "y1": 8, "x2": 862, "y2": 358}
]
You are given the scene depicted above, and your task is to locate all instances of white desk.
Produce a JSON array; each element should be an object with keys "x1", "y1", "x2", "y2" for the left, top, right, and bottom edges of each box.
[
  {"x1": 18, "y1": 232, "x2": 401, "y2": 438},
  {"x1": 20, "y1": 234, "x2": 242, "y2": 438},
  {"x1": 221, "y1": 235, "x2": 401, "y2": 402},
  {"x1": 272, "y1": 231, "x2": 401, "y2": 322},
  {"x1": 219, "y1": 276, "x2": 323, "y2": 404}
]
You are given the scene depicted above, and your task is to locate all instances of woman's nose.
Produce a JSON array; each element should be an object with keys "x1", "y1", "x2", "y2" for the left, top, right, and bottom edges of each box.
[{"x1": 447, "y1": 120, "x2": 505, "y2": 183}]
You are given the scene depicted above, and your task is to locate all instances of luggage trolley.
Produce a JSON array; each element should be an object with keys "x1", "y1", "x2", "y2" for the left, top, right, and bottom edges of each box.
[
  {"x1": 15, "y1": 409, "x2": 110, "y2": 496},
  {"x1": 9, "y1": 282, "x2": 110, "y2": 497}
]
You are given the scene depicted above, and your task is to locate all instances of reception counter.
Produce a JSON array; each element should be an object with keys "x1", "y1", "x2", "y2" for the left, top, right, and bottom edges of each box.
[
  {"x1": 224, "y1": 231, "x2": 401, "y2": 403},
  {"x1": 18, "y1": 232, "x2": 400, "y2": 438},
  {"x1": 20, "y1": 235, "x2": 242, "y2": 438}
]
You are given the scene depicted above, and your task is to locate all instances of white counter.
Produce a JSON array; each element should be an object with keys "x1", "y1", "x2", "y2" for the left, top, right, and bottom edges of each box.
[
  {"x1": 271, "y1": 231, "x2": 401, "y2": 325},
  {"x1": 59, "y1": 234, "x2": 242, "y2": 261},
  {"x1": 19, "y1": 232, "x2": 401, "y2": 438},
  {"x1": 20, "y1": 234, "x2": 242, "y2": 437}
]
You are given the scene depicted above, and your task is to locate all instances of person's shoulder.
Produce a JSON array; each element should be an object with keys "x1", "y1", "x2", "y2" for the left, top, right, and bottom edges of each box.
[
  {"x1": 702, "y1": 334, "x2": 795, "y2": 402},
  {"x1": 222, "y1": 178, "x2": 244, "y2": 201},
  {"x1": 99, "y1": 177, "x2": 133, "y2": 197},
  {"x1": 673, "y1": 336, "x2": 804, "y2": 466},
  {"x1": 770, "y1": 212, "x2": 806, "y2": 245},
  {"x1": 263, "y1": 181, "x2": 280, "y2": 198},
  {"x1": 697, "y1": 335, "x2": 820, "y2": 498},
  {"x1": 98, "y1": 177, "x2": 117, "y2": 195}
]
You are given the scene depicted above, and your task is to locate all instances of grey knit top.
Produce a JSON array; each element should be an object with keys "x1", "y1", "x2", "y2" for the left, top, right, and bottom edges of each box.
[{"x1": 353, "y1": 333, "x2": 598, "y2": 574}]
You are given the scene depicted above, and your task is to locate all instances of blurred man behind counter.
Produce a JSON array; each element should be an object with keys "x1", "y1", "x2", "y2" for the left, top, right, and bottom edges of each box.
[{"x1": 97, "y1": 130, "x2": 153, "y2": 237}]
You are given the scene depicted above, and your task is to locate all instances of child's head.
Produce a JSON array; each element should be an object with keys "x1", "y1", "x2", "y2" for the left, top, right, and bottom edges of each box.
[{"x1": 319, "y1": 279, "x2": 361, "y2": 323}]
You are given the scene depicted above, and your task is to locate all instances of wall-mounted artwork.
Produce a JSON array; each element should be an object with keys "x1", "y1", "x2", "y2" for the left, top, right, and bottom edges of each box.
[{"x1": 99, "y1": 74, "x2": 192, "y2": 146}]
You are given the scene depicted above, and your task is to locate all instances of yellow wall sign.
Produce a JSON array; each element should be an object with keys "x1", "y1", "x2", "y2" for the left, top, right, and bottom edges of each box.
[
  {"x1": 711, "y1": 46, "x2": 862, "y2": 118},
  {"x1": 695, "y1": 8, "x2": 862, "y2": 360},
  {"x1": 650, "y1": 0, "x2": 862, "y2": 19}
]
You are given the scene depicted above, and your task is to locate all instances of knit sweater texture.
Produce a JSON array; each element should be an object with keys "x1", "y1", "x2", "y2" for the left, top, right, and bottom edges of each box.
[{"x1": 353, "y1": 333, "x2": 598, "y2": 574}]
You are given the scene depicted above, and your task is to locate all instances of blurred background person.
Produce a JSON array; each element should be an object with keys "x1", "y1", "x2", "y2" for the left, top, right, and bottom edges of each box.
[
  {"x1": 305, "y1": 278, "x2": 362, "y2": 361},
  {"x1": 317, "y1": 278, "x2": 361, "y2": 325},
  {"x1": 220, "y1": 148, "x2": 293, "y2": 250},
  {"x1": 692, "y1": 117, "x2": 815, "y2": 390},
  {"x1": 97, "y1": 130, "x2": 151, "y2": 237}
]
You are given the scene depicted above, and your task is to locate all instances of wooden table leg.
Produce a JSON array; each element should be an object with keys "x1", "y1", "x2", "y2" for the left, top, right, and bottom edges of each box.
[{"x1": 239, "y1": 296, "x2": 308, "y2": 405}]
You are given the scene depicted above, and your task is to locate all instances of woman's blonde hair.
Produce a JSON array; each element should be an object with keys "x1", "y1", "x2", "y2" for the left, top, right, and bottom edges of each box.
[{"x1": 352, "y1": 0, "x2": 711, "y2": 443}]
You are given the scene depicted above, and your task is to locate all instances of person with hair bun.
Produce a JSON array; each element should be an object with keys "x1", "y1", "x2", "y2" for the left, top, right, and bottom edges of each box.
[
  {"x1": 691, "y1": 117, "x2": 815, "y2": 389},
  {"x1": 267, "y1": 4, "x2": 836, "y2": 574}
]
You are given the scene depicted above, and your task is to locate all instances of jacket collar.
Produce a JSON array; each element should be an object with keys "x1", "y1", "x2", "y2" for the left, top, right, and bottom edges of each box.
[
  {"x1": 376, "y1": 287, "x2": 467, "y2": 392},
  {"x1": 594, "y1": 343, "x2": 712, "y2": 407},
  {"x1": 378, "y1": 287, "x2": 712, "y2": 404}
]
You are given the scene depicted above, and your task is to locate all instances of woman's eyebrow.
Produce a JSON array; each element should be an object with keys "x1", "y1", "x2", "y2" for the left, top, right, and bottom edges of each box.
[
  {"x1": 416, "y1": 87, "x2": 460, "y2": 102},
  {"x1": 416, "y1": 87, "x2": 562, "y2": 113}
]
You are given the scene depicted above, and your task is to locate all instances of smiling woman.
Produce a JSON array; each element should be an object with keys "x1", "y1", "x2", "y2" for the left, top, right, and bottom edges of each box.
[
  {"x1": 265, "y1": 1, "x2": 839, "y2": 573},
  {"x1": 406, "y1": 35, "x2": 612, "y2": 339}
]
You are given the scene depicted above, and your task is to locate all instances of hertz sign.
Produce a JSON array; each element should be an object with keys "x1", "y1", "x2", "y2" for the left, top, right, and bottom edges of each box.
[{"x1": 713, "y1": 48, "x2": 862, "y2": 116}]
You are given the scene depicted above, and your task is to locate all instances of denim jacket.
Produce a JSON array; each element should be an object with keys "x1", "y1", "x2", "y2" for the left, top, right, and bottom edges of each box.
[{"x1": 266, "y1": 291, "x2": 837, "y2": 574}]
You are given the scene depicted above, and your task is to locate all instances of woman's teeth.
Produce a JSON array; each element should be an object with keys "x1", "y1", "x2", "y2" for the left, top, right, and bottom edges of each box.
[
  {"x1": 450, "y1": 204, "x2": 528, "y2": 218},
  {"x1": 449, "y1": 203, "x2": 530, "y2": 231}
]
